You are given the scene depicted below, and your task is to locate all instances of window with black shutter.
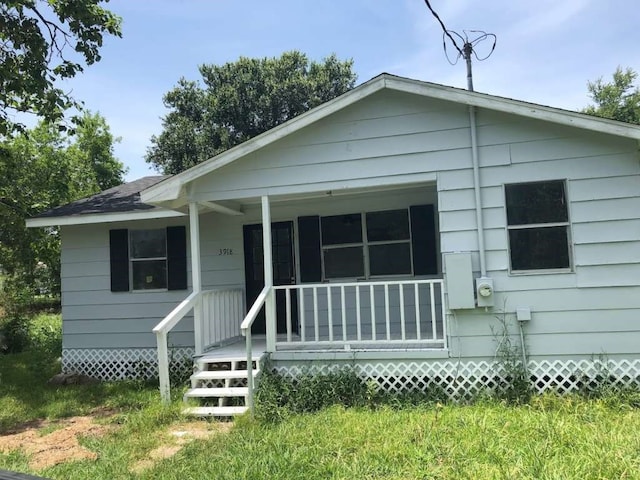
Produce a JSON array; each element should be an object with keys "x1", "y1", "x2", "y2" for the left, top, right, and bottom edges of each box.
[
  {"x1": 297, "y1": 205, "x2": 437, "y2": 281},
  {"x1": 109, "y1": 226, "x2": 187, "y2": 291}
]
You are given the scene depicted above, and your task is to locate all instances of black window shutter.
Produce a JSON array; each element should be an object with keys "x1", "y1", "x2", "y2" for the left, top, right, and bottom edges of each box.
[
  {"x1": 167, "y1": 226, "x2": 188, "y2": 290},
  {"x1": 410, "y1": 205, "x2": 438, "y2": 275},
  {"x1": 298, "y1": 216, "x2": 322, "y2": 282},
  {"x1": 109, "y1": 229, "x2": 129, "y2": 292}
]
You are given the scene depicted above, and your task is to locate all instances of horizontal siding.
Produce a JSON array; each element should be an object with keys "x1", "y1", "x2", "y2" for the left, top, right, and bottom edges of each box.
[
  {"x1": 63, "y1": 317, "x2": 193, "y2": 335},
  {"x1": 59, "y1": 89, "x2": 640, "y2": 363},
  {"x1": 572, "y1": 219, "x2": 640, "y2": 244},
  {"x1": 574, "y1": 242, "x2": 640, "y2": 266},
  {"x1": 193, "y1": 145, "x2": 506, "y2": 200},
  {"x1": 571, "y1": 174, "x2": 640, "y2": 201},
  {"x1": 454, "y1": 309, "x2": 640, "y2": 337},
  {"x1": 455, "y1": 331, "x2": 640, "y2": 358},
  {"x1": 60, "y1": 219, "x2": 192, "y2": 349},
  {"x1": 63, "y1": 331, "x2": 194, "y2": 349},
  {"x1": 438, "y1": 105, "x2": 640, "y2": 361},
  {"x1": 571, "y1": 197, "x2": 640, "y2": 223}
]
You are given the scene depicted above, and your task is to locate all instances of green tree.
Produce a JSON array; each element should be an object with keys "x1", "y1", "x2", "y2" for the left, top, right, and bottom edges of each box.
[
  {"x1": 0, "y1": 113, "x2": 125, "y2": 300},
  {"x1": 583, "y1": 67, "x2": 640, "y2": 125},
  {"x1": 146, "y1": 51, "x2": 357, "y2": 174},
  {"x1": 0, "y1": 0, "x2": 122, "y2": 135}
]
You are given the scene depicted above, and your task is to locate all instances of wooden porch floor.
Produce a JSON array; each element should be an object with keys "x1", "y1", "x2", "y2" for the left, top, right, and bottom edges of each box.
[{"x1": 199, "y1": 337, "x2": 267, "y2": 361}]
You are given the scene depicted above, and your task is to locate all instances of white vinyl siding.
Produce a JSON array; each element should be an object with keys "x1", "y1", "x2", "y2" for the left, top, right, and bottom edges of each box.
[{"x1": 58, "y1": 88, "x2": 640, "y2": 365}]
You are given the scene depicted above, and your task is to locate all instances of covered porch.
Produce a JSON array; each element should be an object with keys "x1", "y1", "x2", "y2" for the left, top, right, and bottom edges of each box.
[{"x1": 152, "y1": 181, "x2": 448, "y2": 404}]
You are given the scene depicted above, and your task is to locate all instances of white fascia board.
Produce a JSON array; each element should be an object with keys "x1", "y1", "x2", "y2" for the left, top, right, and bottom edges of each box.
[
  {"x1": 139, "y1": 77, "x2": 388, "y2": 205},
  {"x1": 386, "y1": 77, "x2": 640, "y2": 140},
  {"x1": 26, "y1": 209, "x2": 186, "y2": 228}
]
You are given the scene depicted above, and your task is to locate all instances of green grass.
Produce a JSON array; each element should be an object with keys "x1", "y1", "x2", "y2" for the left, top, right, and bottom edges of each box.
[
  {"x1": 0, "y1": 314, "x2": 164, "y2": 431},
  {"x1": 1, "y1": 313, "x2": 640, "y2": 479}
]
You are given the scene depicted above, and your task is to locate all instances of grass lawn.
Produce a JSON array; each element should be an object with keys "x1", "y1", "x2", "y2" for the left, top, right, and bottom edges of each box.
[{"x1": 1, "y1": 314, "x2": 640, "y2": 479}]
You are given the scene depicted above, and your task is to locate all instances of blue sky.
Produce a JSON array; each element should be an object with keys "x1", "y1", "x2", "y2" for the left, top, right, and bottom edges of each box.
[{"x1": 61, "y1": 0, "x2": 639, "y2": 181}]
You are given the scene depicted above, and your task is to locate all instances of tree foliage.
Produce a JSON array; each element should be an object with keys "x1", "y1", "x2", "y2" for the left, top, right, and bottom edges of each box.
[
  {"x1": 146, "y1": 51, "x2": 357, "y2": 174},
  {"x1": 0, "y1": 112, "x2": 125, "y2": 302},
  {"x1": 583, "y1": 67, "x2": 640, "y2": 125},
  {"x1": 0, "y1": 0, "x2": 122, "y2": 135}
]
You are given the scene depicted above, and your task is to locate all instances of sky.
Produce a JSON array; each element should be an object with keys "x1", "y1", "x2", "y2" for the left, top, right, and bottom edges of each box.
[{"x1": 60, "y1": 0, "x2": 640, "y2": 181}]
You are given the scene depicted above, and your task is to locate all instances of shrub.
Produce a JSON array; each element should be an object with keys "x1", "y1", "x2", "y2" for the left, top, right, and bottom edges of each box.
[
  {"x1": 255, "y1": 366, "x2": 369, "y2": 422},
  {"x1": 254, "y1": 364, "x2": 450, "y2": 422}
]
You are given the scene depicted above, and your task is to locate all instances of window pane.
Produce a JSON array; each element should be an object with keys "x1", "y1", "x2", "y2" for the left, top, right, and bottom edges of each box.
[
  {"x1": 505, "y1": 181, "x2": 567, "y2": 225},
  {"x1": 321, "y1": 214, "x2": 362, "y2": 245},
  {"x1": 366, "y1": 210, "x2": 410, "y2": 241},
  {"x1": 324, "y1": 247, "x2": 364, "y2": 278},
  {"x1": 132, "y1": 260, "x2": 167, "y2": 289},
  {"x1": 369, "y1": 243, "x2": 412, "y2": 276},
  {"x1": 130, "y1": 230, "x2": 167, "y2": 258},
  {"x1": 509, "y1": 227, "x2": 570, "y2": 270}
]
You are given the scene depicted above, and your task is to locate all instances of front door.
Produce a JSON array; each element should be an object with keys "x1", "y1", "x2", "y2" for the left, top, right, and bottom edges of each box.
[{"x1": 243, "y1": 221, "x2": 298, "y2": 335}]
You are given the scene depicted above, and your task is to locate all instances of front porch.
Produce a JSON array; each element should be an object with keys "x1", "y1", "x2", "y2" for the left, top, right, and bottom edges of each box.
[{"x1": 153, "y1": 183, "x2": 447, "y2": 410}]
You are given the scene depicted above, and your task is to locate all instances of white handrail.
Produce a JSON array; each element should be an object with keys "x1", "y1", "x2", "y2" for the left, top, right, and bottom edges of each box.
[
  {"x1": 240, "y1": 286, "x2": 270, "y2": 332},
  {"x1": 154, "y1": 290, "x2": 200, "y2": 404},
  {"x1": 240, "y1": 285, "x2": 271, "y2": 415},
  {"x1": 153, "y1": 291, "x2": 200, "y2": 334}
]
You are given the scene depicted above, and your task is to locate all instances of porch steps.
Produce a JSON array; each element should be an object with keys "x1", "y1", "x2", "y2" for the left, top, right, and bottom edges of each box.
[
  {"x1": 185, "y1": 387, "x2": 250, "y2": 398},
  {"x1": 183, "y1": 406, "x2": 249, "y2": 417},
  {"x1": 183, "y1": 354, "x2": 261, "y2": 418}
]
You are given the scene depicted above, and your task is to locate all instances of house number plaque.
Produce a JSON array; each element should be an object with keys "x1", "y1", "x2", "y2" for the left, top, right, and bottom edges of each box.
[{"x1": 217, "y1": 248, "x2": 234, "y2": 256}]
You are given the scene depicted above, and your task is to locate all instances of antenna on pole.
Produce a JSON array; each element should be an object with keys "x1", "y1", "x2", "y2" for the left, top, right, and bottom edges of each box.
[{"x1": 423, "y1": 1, "x2": 496, "y2": 91}]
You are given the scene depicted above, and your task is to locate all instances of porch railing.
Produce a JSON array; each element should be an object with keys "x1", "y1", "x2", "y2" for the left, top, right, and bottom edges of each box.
[
  {"x1": 201, "y1": 289, "x2": 245, "y2": 349},
  {"x1": 273, "y1": 279, "x2": 446, "y2": 350},
  {"x1": 153, "y1": 288, "x2": 245, "y2": 404}
]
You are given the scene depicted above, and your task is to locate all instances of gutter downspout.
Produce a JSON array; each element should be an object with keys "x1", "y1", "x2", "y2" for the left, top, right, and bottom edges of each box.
[
  {"x1": 464, "y1": 42, "x2": 487, "y2": 279},
  {"x1": 469, "y1": 105, "x2": 487, "y2": 278}
]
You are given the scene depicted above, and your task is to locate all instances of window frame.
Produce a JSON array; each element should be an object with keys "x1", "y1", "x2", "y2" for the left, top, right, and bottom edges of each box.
[
  {"x1": 320, "y1": 209, "x2": 415, "y2": 281},
  {"x1": 504, "y1": 180, "x2": 573, "y2": 274},
  {"x1": 129, "y1": 228, "x2": 169, "y2": 291}
]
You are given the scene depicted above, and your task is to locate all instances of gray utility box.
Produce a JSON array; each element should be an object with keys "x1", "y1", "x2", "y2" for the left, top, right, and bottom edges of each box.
[{"x1": 444, "y1": 253, "x2": 475, "y2": 309}]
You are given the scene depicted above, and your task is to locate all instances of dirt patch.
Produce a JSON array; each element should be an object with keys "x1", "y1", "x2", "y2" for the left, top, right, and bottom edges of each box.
[
  {"x1": 130, "y1": 421, "x2": 232, "y2": 474},
  {"x1": 0, "y1": 415, "x2": 116, "y2": 470}
]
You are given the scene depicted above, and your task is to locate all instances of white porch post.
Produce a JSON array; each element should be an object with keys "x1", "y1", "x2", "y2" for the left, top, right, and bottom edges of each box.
[
  {"x1": 261, "y1": 195, "x2": 276, "y2": 352},
  {"x1": 189, "y1": 202, "x2": 204, "y2": 355}
]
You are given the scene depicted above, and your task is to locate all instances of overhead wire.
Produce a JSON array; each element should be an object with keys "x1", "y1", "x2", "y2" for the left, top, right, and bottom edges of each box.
[{"x1": 423, "y1": 0, "x2": 463, "y2": 56}]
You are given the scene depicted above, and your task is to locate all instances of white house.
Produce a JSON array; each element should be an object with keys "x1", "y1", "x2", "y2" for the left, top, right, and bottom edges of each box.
[{"x1": 28, "y1": 74, "x2": 640, "y2": 415}]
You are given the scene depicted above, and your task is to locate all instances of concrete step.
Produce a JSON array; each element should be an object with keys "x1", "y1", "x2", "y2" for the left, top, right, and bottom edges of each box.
[
  {"x1": 184, "y1": 387, "x2": 249, "y2": 398},
  {"x1": 190, "y1": 369, "x2": 259, "y2": 381},
  {"x1": 183, "y1": 405, "x2": 248, "y2": 417}
]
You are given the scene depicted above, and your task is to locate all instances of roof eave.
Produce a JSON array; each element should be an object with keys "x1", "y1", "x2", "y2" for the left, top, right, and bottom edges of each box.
[
  {"x1": 26, "y1": 208, "x2": 185, "y2": 228},
  {"x1": 385, "y1": 76, "x2": 640, "y2": 140}
]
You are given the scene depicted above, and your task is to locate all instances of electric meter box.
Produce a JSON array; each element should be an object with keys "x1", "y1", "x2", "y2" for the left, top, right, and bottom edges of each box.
[
  {"x1": 444, "y1": 253, "x2": 475, "y2": 309},
  {"x1": 476, "y1": 276, "x2": 495, "y2": 308}
]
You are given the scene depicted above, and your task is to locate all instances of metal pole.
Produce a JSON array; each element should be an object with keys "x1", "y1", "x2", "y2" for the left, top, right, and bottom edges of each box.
[{"x1": 464, "y1": 42, "x2": 474, "y2": 92}]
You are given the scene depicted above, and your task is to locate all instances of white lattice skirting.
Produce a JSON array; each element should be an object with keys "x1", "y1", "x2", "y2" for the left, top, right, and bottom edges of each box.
[
  {"x1": 62, "y1": 347, "x2": 194, "y2": 381},
  {"x1": 274, "y1": 358, "x2": 640, "y2": 399}
]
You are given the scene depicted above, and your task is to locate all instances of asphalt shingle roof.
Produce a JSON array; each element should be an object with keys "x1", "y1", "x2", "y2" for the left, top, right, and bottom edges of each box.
[{"x1": 33, "y1": 176, "x2": 170, "y2": 219}]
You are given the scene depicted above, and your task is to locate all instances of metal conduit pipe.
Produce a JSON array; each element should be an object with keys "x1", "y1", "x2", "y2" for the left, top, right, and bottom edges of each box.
[{"x1": 469, "y1": 105, "x2": 487, "y2": 278}]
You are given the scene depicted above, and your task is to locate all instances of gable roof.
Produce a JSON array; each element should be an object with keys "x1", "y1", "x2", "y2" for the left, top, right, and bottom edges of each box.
[
  {"x1": 141, "y1": 73, "x2": 640, "y2": 207},
  {"x1": 26, "y1": 176, "x2": 185, "y2": 227}
]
